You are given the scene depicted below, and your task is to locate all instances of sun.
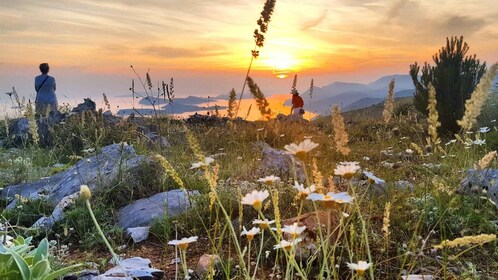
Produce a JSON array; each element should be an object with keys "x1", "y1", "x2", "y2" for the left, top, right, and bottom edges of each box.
[{"x1": 263, "y1": 52, "x2": 297, "y2": 78}]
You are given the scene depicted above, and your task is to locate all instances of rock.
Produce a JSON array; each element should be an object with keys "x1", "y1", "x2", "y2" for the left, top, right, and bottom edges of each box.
[
  {"x1": 1, "y1": 143, "x2": 140, "y2": 208},
  {"x1": 63, "y1": 270, "x2": 100, "y2": 280},
  {"x1": 394, "y1": 180, "x2": 415, "y2": 191},
  {"x1": 459, "y1": 169, "x2": 498, "y2": 208},
  {"x1": 117, "y1": 189, "x2": 198, "y2": 229},
  {"x1": 256, "y1": 142, "x2": 305, "y2": 182},
  {"x1": 401, "y1": 275, "x2": 434, "y2": 280},
  {"x1": 144, "y1": 132, "x2": 170, "y2": 148},
  {"x1": 281, "y1": 211, "x2": 340, "y2": 261},
  {"x1": 96, "y1": 257, "x2": 164, "y2": 280},
  {"x1": 72, "y1": 98, "x2": 96, "y2": 114},
  {"x1": 196, "y1": 254, "x2": 221, "y2": 276},
  {"x1": 126, "y1": 227, "x2": 150, "y2": 243},
  {"x1": 31, "y1": 193, "x2": 79, "y2": 230},
  {"x1": 37, "y1": 110, "x2": 65, "y2": 147},
  {"x1": 8, "y1": 117, "x2": 30, "y2": 146}
]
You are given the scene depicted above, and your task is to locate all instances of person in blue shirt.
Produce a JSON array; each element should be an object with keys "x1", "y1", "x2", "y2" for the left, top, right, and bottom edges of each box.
[{"x1": 35, "y1": 63, "x2": 58, "y2": 116}]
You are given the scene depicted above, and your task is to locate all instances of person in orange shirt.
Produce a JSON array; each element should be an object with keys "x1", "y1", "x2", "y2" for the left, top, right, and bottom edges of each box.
[{"x1": 290, "y1": 90, "x2": 304, "y2": 118}]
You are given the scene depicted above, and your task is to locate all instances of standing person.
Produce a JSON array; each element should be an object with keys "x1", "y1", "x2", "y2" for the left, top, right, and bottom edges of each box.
[
  {"x1": 35, "y1": 63, "x2": 58, "y2": 116},
  {"x1": 290, "y1": 90, "x2": 304, "y2": 118}
]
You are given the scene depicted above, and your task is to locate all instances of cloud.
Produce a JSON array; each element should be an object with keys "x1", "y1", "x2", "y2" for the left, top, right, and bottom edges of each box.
[
  {"x1": 384, "y1": 0, "x2": 409, "y2": 23},
  {"x1": 301, "y1": 9, "x2": 328, "y2": 31},
  {"x1": 437, "y1": 16, "x2": 487, "y2": 38},
  {"x1": 141, "y1": 45, "x2": 229, "y2": 59}
]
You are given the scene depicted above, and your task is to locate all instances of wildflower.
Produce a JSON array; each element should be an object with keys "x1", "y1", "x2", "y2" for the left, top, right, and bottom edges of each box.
[
  {"x1": 362, "y1": 171, "x2": 385, "y2": 185},
  {"x1": 445, "y1": 139, "x2": 457, "y2": 146},
  {"x1": 433, "y1": 234, "x2": 496, "y2": 249},
  {"x1": 332, "y1": 104, "x2": 350, "y2": 155},
  {"x1": 281, "y1": 222, "x2": 306, "y2": 239},
  {"x1": 273, "y1": 238, "x2": 302, "y2": 251},
  {"x1": 346, "y1": 261, "x2": 372, "y2": 276},
  {"x1": 479, "y1": 127, "x2": 491, "y2": 133},
  {"x1": 190, "y1": 157, "x2": 215, "y2": 169},
  {"x1": 257, "y1": 175, "x2": 280, "y2": 186},
  {"x1": 458, "y1": 63, "x2": 498, "y2": 131},
  {"x1": 405, "y1": 149, "x2": 413, "y2": 154},
  {"x1": 80, "y1": 185, "x2": 91, "y2": 200},
  {"x1": 168, "y1": 236, "x2": 198, "y2": 250},
  {"x1": 307, "y1": 192, "x2": 354, "y2": 209},
  {"x1": 427, "y1": 84, "x2": 440, "y2": 145},
  {"x1": 474, "y1": 151, "x2": 497, "y2": 169},
  {"x1": 382, "y1": 202, "x2": 391, "y2": 238},
  {"x1": 292, "y1": 181, "x2": 316, "y2": 198},
  {"x1": 382, "y1": 79, "x2": 395, "y2": 123},
  {"x1": 284, "y1": 139, "x2": 319, "y2": 160},
  {"x1": 473, "y1": 139, "x2": 486, "y2": 145},
  {"x1": 241, "y1": 226, "x2": 260, "y2": 241},
  {"x1": 241, "y1": 190, "x2": 270, "y2": 211},
  {"x1": 334, "y1": 162, "x2": 360, "y2": 179},
  {"x1": 253, "y1": 219, "x2": 275, "y2": 230}
]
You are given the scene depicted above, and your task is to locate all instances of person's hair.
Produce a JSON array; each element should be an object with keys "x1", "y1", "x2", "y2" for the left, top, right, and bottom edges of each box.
[{"x1": 39, "y1": 63, "x2": 49, "y2": 74}]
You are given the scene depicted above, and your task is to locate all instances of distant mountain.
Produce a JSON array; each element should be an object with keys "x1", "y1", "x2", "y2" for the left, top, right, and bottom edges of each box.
[
  {"x1": 343, "y1": 97, "x2": 384, "y2": 112},
  {"x1": 138, "y1": 95, "x2": 216, "y2": 106},
  {"x1": 300, "y1": 74, "x2": 415, "y2": 115}
]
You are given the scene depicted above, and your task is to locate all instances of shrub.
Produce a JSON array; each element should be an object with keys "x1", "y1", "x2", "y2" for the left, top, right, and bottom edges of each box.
[{"x1": 410, "y1": 36, "x2": 486, "y2": 133}]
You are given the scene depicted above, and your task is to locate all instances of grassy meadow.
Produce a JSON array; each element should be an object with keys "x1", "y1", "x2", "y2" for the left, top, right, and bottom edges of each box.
[{"x1": 2, "y1": 89, "x2": 498, "y2": 279}]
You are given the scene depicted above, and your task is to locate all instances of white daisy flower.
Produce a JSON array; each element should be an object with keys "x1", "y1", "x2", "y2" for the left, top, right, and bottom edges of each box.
[
  {"x1": 190, "y1": 157, "x2": 215, "y2": 169},
  {"x1": 346, "y1": 261, "x2": 372, "y2": 276},
  {"x1": 307, "y1": 192, "x2": 354, "y2": 208},
  {"x1": 479, "y1": 127, "x2": 490, "y2": 133},
  {"x1": 273, "y1": 238, "x2": 302, "y2": 251},
  {"x1": 241, "y1": 190, "x2": 270, "y2": 211},
  {"x1": 334, "y1": 162, "x2": 361, "y2": 179},
  {"x1": 292, "y1": 181, "x2": 317, "y2": 198},
  {"x1": 362, "y1": 171, "x2": 385, "y2": 185},
  {"x1": 168, "y1": 236, "x2": 198, "y2": 250},
  {"x1": 281, "y1": 222, "x2": 306, "y2": 239},
  {"x1": 252, "y1": 219, "x2": 275, "y2": 230},
  {"x1": 241, "y1": 226, "x2": 260, "y2": 241},
  {"x1": 284, "y1": 139, "x2": 319, "y2": 160},
  {"x1": 257, "y1": 175, "x2": 281, "y2": 185}
]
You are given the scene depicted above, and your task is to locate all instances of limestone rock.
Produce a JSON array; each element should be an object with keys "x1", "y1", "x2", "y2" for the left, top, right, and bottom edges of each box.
[
  {"x1": 117, "y1": 189, "x2": 198, "y2": 229},
  {"x1": 256, "y1": 142, "x2": 305, "y2": 182},
  {"x1": 459, "y1": 169, "x2": 498, "y2": 208},
  {"x1": 2, "y1": 143, "x2": 139, "y2": 208},
  {"x1": 126, "y1": 227, "x2": 150, "y2": 243},
  {"x1": 401, "y1": 275, "x2": 434, "y2": 280},
  {"x1": 96, "y1": 257, "x2": 164, "y2": 280}
]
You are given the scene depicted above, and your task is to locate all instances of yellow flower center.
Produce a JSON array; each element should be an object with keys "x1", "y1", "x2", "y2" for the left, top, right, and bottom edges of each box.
[
  {"x1": 342, "y1": 172, "x2": 354, "y2": 179},
  {"x1": 258, "y1": 223, "x2": 269, "y2": 230},
  {"x1": 253, "y1": 200, "x2": 262, "y2": 211},
  {"x1": 295, "y1": 151, "x2": 307, "y2": 161},
  {"x1": 246, "y1": 234, "x2": 255, "y2": 242},
  {"x1": 178, "y1": 243, "x2": 189, "y2": 250}
]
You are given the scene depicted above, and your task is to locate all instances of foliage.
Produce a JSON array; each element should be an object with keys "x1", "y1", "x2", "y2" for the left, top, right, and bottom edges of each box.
[
  {"x1": 410, "y1": 36, "x2": 486, "y2": 133},
  {"x1": 0, "y1": 236, "x2": 80, "y2": 280},
  {"x1": 227, "y1": 88, "x2": 237, "y2": 119}
]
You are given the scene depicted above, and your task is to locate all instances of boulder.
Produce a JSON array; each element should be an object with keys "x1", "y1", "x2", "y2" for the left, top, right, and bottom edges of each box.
[
  {"x1": 196, "y1": 254, "x2": 221, "y2": 276},
  {"x1": 117, "y1": 189, "x2": 198, "y2": 229},
  {"x1": 8, "y1": 117, "x2": 30, "y2": 146},
  {"x1": 1, "y1": 143, "x2": 140, "y2": 208},
  {"x1": 256, "y1": 142, "x2": 305, "y2": 182},
  {"x1": 95, "y1": 257, "x2": 164, "y2": 280},
  {"x1": 459, "y1": 169, "x2": 498, "y2": 208},
  {"x1": 71, "y1": 98, "x2": 96, "y2": 114}
]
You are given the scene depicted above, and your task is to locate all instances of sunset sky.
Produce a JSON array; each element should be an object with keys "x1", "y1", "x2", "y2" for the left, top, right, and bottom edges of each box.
[{"x1": 1, "y1": 0, "x2": 498, "y2": 109}]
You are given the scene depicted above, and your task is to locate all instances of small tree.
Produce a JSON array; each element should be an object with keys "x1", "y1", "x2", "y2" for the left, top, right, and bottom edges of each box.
[{"x1": 410, "y1": 36, "x2": 486, "y2": 133}]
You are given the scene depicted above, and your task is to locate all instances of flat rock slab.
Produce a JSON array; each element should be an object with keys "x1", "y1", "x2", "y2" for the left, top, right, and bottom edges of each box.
[
  {"x1": 1, "y1": 143, "x2": 140, "y2": 208},
  {"x1": 95, "y1": 257, "x2": 164, "y2": 280},
  {"x1": 256, "y1": 142, "x2": 305, "y2": 182},
  {"x1": 117, "y1": 189, "x2": 198, "y2": 229}
]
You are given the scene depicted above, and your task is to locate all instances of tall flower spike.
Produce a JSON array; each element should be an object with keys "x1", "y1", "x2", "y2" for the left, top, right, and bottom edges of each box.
[
  {"x1": 459, "y1": 63, "x2": 498, "y2": 131},
  {"x1": 382, "y1": 79, "x2": 395, "y2": 123},
  {"x1": 427, "y1": 84, "x2": 440, "y2": 145},
  {"x1": 332, "y1": 104, "x2": 350, "y2": 156}
]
